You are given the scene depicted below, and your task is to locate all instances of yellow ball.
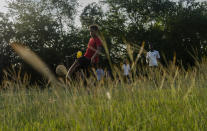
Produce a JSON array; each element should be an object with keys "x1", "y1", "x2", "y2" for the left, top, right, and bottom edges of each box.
[{"x1": 77, "y1": 51, "x2": 82, "y2": 58}]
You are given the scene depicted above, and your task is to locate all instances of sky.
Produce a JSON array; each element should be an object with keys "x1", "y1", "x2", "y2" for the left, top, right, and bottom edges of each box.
[
  {"x1": 0, "y1": 0, "x2": 206, "y2": 13},
  {"x1": 0, "y1": 0, "x2": 100, "y2": 26},
  {"x1": 0, "y1": 0, "x2": 206, "y2": 26},
  {"x1": 0, "y1": 0, "x2": 98, "y2": 12}
]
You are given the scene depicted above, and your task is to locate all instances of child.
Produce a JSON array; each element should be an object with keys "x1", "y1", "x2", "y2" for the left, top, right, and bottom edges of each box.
[
  {"x1": 96, "y1": 65, "x2": 104, "y2": 81},
  {"x1": 122, "y1": 59, "x2": 130, "y2": 83}
]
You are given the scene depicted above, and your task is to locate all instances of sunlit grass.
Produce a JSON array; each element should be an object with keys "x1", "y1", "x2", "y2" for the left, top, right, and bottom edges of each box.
[{"x1": 0, "y1": 58, "x2": 207, "y2": 130}]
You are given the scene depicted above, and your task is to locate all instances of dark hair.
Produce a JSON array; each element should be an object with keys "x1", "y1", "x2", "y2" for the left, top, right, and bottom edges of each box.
[
  {"x1": 124, "y1": 59, "x2": 127, "y2": 64},
  {"x1": 149, "y1": 44, "x2": 154, "y2": 48},
  {"x1": 89, "y1": 24, "x2": 99, "y2": 31}
]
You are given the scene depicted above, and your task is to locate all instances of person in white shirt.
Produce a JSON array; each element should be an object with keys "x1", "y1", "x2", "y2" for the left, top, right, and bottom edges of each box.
[
  {"x1": 146, "y1": 44, "x2": 160, "y2": 67},
  {"x1": 122, "y1": 59, "x2": 130, "y2": 82}
]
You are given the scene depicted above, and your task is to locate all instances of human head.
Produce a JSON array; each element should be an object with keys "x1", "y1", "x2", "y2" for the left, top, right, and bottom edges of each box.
[
  {"x1": 95, "y1": 63, "x2": 101, "y2": 69},
  {"x1": 89, "y1": 24, "x2": 99, "y2": 38},
  {"x1": 149, "y1": 44, "x2": 154, "y2": 51},
  {"x1": 124, "y1": 59, "x2": 128, "y2": 64}
]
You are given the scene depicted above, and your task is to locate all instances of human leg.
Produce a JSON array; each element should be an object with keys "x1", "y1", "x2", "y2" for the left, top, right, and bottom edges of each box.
[{"x1": 67, "y1": 60, "x2": 80, "y2": 79}]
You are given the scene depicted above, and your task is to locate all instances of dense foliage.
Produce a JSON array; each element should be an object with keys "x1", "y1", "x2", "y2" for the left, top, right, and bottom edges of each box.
[{"x1": 0, "y1": 0, "x2": 207, "y2": 82}]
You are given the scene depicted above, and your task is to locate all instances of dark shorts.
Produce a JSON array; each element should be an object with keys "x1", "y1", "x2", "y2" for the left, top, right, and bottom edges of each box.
[
  {"x1": 77, "y1": 56, "x2": 91, "y2": 69},
  {"x1": 75, "y1": 56, "x2": 91, "y2": 78}
]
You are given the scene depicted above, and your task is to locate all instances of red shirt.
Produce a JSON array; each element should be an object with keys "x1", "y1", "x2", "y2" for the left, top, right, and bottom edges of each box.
[{"x1": 84, "y1": 37, "x2": 102, "y2": 63}]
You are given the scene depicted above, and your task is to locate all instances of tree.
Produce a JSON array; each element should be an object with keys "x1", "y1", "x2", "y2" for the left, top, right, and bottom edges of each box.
[
  {"x1": 100, "y1": 0, "x2": 207, "y2": 66},
  {"x1": 0, "y1": 12, "x2": 15, "y2": 81},
  {"x1": 80, "y1": 2, "x2": 104, "y2": 28},
  {"x1": 2, "y1": 0, "x2": 78, "y2": 82}
]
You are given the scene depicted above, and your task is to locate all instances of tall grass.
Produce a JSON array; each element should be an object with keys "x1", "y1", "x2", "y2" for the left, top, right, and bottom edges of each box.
[{"x1": 0, "y1": 57, "x2": 207, "y2": 130}]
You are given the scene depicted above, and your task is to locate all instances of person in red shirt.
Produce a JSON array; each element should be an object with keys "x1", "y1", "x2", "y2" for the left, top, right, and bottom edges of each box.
[{"x1": 67, "y1": 25, "x2": 102, "y2": 79}]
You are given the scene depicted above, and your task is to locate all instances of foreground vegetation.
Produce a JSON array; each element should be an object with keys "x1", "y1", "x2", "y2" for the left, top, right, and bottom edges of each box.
[
  {"x1": 0, "y1": 60, "x2": 207, "y2": 130},
  {"x1": 0, "y1": 0, "x2": 206, "y2": 130}
]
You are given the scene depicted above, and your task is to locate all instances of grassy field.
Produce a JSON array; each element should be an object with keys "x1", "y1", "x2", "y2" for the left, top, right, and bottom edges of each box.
[{"x1": 0, "y1": 61, "x2": 207, "y2": 130}]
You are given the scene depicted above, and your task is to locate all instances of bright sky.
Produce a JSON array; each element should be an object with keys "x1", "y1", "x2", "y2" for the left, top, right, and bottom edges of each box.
[
  {"x1": 0, "y1": 0, "x2": 205, "y2": 25},
  {"x1": 0, "y1": 0, "x2": 100, "y2": 12},
  {"x1": 0, "y1": 0, "x2": 100, "y2": 26},
  {"x1": 0, "y1": 0, "x2": 206, "y2": 13}
]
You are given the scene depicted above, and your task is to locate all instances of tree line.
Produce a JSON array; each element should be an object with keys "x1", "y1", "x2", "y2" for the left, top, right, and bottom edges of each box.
[{"x1": 0, "y1": 0, "x2": 207, "y2": 82}]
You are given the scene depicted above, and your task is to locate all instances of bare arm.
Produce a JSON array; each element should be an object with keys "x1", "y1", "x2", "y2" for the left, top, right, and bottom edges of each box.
[
  {"x1": 91, "y1": 46, "x2": 102, "y2": 63},
  {"x1": 156, "y1": 51, "x2": 160, "y2": 63},
  {"x1": 146, "y1": 52, "x2": 149, "y2": 63}
]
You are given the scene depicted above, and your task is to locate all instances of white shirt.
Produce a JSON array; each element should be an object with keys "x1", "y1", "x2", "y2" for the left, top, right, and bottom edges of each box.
[
  {"x1": 146, "y1": 50, "x2": 160, "y2": 66},
  {"x1": 122, "y1": 64, "x2": 130, "y2": 76}
]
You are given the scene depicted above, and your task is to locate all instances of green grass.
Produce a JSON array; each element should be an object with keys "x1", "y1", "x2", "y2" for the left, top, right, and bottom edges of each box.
[
  {"x1": 0, "y1": 86, "x2": 207, "y2": 130},
  {"x1": 1, "y1": 60, "x2": 207, "y2": 130}
]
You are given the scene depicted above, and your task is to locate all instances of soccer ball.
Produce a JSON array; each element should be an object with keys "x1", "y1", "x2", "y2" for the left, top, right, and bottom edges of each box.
[{"x1": 56, "y1": 64, "x2": 67, "y2": 77}]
